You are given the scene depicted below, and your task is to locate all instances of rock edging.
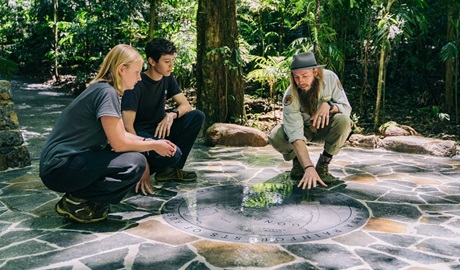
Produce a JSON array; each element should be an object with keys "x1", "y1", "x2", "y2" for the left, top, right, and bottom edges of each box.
[
  {"x1": 0, "y1": 80, "x2": 31, "y2": 170},
  {"x1": 347, "y1": 134, "x2": 457, "y2": 157},
  {"x1": 205, "y1": 123, "x2": 457, "y2": 158}
]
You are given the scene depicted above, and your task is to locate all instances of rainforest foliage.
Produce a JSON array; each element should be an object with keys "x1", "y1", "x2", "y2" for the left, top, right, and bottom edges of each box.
[{"x1": 0, "y1": 0, "x2": 459, "y2": 136}]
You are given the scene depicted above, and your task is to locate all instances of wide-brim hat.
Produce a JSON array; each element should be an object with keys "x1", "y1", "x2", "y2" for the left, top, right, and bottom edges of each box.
[{"x1": 291, "y1": 52, "x2": 326, "y2": 71}]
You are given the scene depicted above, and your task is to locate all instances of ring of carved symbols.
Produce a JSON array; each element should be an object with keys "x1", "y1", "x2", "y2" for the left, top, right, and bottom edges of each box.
[{"x1": 161, "y1": 184, "x2": 369, "y2": 243}]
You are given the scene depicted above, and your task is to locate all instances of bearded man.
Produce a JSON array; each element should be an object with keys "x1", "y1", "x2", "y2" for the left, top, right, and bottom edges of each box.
[{"x1": 269, "y1": 52, "x2": 352, "y2": 190}]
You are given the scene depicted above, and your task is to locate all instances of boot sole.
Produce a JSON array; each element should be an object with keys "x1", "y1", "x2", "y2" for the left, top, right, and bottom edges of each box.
[{"x1": 55, "y1": 204, "x2": 108, "y2": 223}]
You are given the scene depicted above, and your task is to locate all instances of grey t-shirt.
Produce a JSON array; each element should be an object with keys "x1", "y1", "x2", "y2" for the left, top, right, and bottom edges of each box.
[{"x1": 39, "y1": 82, "x2": 121, "y2": 176}]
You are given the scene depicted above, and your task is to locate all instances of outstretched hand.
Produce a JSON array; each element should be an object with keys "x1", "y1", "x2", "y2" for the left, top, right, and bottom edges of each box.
[
  {"x1": 135, "y1": 176, "x2": 154, "y2": 195},
  {"x1": 297, "y1": 167, "x2": 328, "y2": 190}
]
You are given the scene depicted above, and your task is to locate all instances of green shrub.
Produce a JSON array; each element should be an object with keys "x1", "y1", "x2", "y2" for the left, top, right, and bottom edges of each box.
[{"x1": 0, "y1": 58, "x2": 19, "y2": 79}]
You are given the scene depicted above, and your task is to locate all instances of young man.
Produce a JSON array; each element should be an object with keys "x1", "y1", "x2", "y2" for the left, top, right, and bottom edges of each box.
[
  {"x1": 121, "y1": 38, "x2": 204, "y2": 193},
  {"x1": 269, "y1": 52, "x2": 352, "y2": 190}
]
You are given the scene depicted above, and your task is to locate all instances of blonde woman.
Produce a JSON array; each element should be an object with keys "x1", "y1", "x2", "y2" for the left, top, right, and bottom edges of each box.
[{"x1": 40, "y1": 44, "x2": 176, "y2": 223}]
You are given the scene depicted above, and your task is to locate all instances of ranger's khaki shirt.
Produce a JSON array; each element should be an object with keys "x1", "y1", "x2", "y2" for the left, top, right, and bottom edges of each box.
[{"x1": 282, "y1": 69, "x2": 352, "y2": 143}]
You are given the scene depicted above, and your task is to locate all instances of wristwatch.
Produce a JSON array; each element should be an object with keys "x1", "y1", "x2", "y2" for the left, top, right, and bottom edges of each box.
[
  {"x1": 172, "y1": 109, "x2": 179, "y2": 119},
  {"x1": 327, "y1": 100, "x2": 334, "y2": 111}
]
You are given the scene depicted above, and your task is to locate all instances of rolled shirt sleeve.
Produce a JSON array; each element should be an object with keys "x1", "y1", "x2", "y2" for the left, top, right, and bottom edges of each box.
[{"x1": 321, "y1": 70, "x2": 352, "y2": 117}]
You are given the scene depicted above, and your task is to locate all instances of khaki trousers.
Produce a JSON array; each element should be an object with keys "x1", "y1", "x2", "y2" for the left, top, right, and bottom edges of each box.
[{"x1": 269, "y1": 114, "x2": 352, "y2": 161}]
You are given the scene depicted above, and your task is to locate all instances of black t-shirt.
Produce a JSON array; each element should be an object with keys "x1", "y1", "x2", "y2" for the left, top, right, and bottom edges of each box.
[{"x1": 121, "y1": 72, "x2": 181, "y2": 135}]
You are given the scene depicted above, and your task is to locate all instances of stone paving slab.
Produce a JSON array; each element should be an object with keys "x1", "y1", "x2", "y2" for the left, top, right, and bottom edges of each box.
[
  {"x1": 1, "y1": 79, "x2": 460, "y2": 269},
  {"x1": 1, "y1": 144, "x2": 460, "y2": 269}
]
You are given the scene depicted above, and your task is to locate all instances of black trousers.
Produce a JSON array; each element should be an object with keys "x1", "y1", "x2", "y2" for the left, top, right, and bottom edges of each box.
[
  {"x1": 138, "y1": 109, "x2": 205, "y2": 173},
  {"x1": 41, "y1": 150, "x2": 147, "y2": 204}
]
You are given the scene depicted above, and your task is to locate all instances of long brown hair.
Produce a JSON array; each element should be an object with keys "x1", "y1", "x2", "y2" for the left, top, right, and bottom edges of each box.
[
  {"x1": 89, "y1": 44, "x2": 143, "y2": 95},
  {"x1": 289, "y1": 68, "x2": 324, "y2": 115}
]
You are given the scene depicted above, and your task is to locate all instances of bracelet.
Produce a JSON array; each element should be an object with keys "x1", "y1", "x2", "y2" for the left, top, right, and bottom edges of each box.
[
  {"x1": 327, "y1": 100, "x2": 334, "y2": 112},
  {"x1": 304, "y1": 165, "x2": 315, "y2": 170}
]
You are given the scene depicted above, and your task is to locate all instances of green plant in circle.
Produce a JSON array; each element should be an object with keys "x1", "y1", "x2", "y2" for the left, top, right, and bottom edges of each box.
[{"x1": 242, "y1": 183, "x2": 293, "y2": 208}]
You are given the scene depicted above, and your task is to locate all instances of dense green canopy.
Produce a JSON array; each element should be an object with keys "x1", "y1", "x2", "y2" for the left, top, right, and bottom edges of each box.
[{"x1": 0, "y1": 0, "x2": 459, "y2": 135}]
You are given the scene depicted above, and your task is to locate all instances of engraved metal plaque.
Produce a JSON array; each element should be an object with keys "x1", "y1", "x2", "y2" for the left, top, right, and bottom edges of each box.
[{"x1": 161, "y1": 184, "x2": 369, "y2": 243}]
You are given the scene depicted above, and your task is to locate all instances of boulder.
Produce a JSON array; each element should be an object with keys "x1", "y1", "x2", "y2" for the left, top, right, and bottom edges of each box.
[
  {"x1": 346, "y1": 134, "x2": 380, "y2": 149},
  {"x1": 378, "y1": 136, "x2": 457, "y2": 157},
  {"x1": 0, "y1": 146, "x2": 31, "y2": 170},
  {"x1": 0, "y1": 130, "x2": 24, "y2": 147},
  {"x1": 205, "y1": 123, "x2": 268, "y2": 147},
  {"x1": 379, "y1": 121, "x2": 418, "y2": 137}
]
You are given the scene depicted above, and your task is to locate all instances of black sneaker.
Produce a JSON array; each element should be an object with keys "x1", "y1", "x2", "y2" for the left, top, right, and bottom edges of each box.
[
  {"x1": 55, "y1": 193, "x2": 110, "y2": 223},
  {"x1": 155, "y1": 167, "x2": 197, "y2": 182}
]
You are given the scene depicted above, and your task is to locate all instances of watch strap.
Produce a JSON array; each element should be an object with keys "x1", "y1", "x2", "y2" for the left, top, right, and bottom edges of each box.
[
  {"x1": 327, "y1": 100, "x2": 334, "y2": 111},
  {"x1": 172, "y1": 109, "x2": 179, "y2": 118}
]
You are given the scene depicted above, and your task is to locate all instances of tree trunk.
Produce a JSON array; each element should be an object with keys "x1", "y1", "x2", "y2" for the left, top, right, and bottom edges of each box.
[
  {"x1": 148, "y1": 0, "x2": 156, "y2": 41},
  {"x1": 454, "y1": 10, "x2": 460, "y2": 124},
  {"x1": 374, "y1": 44, "x2": 386, "y2": 130},
  {"x1": 445, "y1": 7, "x2": 454, "y2": 114},
  {"x1": 53, "y1": 0, "x2": 59, "y2": 80},
  {"x1": 373, "y1": 0, "x2": 395, "y2": 130},
  {"x1": 196, "y1": 0, "x2": 244, "y2": 131},
  {"x1": 259, "y1": 10, "x2": 265, "y2": 56},
  {"x1": 313, "y1": 0, "x2": 320, "y2": 55},
  {"x1": 278, "y1": 3, "x2": 285, "y2": 54}
]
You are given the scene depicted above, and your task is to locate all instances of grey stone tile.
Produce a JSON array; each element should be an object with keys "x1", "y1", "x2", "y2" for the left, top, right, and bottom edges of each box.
[
  {"x1": 420, "y1": 194, "x2": 460, "y2": 204},
  {"x1": 0, "y1": 190, "x2": 55, "y2": 212},
  {"x1": 333, "y1": 231, "x2": 378, "y2": 247},
  {"x1": 132, "y1": 243, "x2": 196, "y2": 270},
  {"x1": 0, "y1": 239, "x2": 56, "y2": 260},
  {"x1": 37, "y1": 230, "x2": 99, "y2": 248},
  {"x1": 16, "y1": 216, "x2": 69, "y2": 230},
  {"x1": 415, "y1": 224, "x2": 460, "y2": 238},
  {"x1": 370, "y1": 244, "x2": 454, "y2": 264},
  {"x1": 284, "y1": 243, "x2": 364, "y2": 269},
  {"x1": 366, "y1": 202, "x2": 422, "y2": 222},
  {"x1": 339, "y1": 182, "x2": 390, "y2": 201},
  {"x1": 185, "y1": 260, "x2": 212, "y2": 270},
  {"x1": 416, "y1": 238, "x2": 460, "y2": 257},
  {"x1": 378, "y1": 192, "x2": 426, "y2": 204},
  {"x1": 275, "y1": 262, "x2": 318, "y2": 269},
  {"x1": 0, "y1": 233, "x2": 144, "y2": 270},
  {"x1": 0, "y1": 229, "x2": 48, "y2": 249},
  {"x1": 80, "y1": 248, "x2": 129, "y2": 269},
  {"x1": 57, "y1": 217, "x2": 136, "y2": 233},
  {"x1": 369, "y1": 232, "x2": 423, "y2": 248},
  {"x1": 420, "y1": 215, "x2": 452, "y2": 224},
  {"x1": 355, "y1": 248, "x2": 409, "y2": 270}
]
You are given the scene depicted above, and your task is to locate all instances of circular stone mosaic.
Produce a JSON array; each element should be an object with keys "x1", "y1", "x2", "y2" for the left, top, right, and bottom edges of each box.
[{"x1": 161, "y1": 184, "x2": 369, "y2": 243}]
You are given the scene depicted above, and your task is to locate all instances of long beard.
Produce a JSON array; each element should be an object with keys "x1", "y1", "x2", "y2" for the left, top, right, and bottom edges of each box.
[{"x1": 298, "y1": 78, "x2": 320, "y2": 115}]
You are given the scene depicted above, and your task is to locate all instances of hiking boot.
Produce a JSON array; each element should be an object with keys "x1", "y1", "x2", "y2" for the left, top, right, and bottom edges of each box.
[
  {"x1": 155, "y1": 167, "x2": 197, "y2": 182},
  {"x1": 55, "y1": 193, "x2": 110, "y2": 223},
  {"x1": 290, "y1": 157, "x2": 304, "y2": 180},
  {"x1": 315, "y1": 154, "x2": 339, "y2": 183}
]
